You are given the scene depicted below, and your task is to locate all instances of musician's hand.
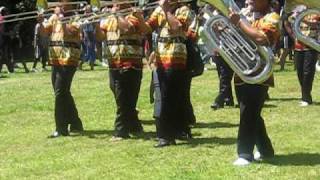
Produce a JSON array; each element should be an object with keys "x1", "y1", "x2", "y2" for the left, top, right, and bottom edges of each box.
[
  {"x1": 132, "y1": 7, "x2": 144, "y2": 22},
  {"x1": 111, "y1": 5, "x2": 119, "y2": 13},
  {"x1": 66, "y1": 24, "x2": 78, "y2": 34},
  {"x1": 159, "y1": 0, "x2": 170, "y2": 13},
  {"x1": 229, "y1": 8, "x2": 240, "y2": 26}
]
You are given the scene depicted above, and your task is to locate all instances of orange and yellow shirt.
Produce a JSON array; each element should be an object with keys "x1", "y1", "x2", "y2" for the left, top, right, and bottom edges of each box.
[
  {"x1": 100, "y1": 13, "x2": 144, "y2": 69},
  {"x1": 44, "y1": 14, "x2": 81, "y2": 66},
  {"x1": 146, "y1": 5, "x2": 196, "y2": 70}
]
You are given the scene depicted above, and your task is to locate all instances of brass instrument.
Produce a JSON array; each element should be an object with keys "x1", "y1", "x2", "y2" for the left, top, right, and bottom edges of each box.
[
  {"x1": 0, "y1": 0, "x2": 87, "y2": 24},
  {"x1": 200, "y1": 0, "x2": 274, "y2": 84},
  {"x1": 285, "y1": 0, "x2": 320, "y2": 52},
  {"x1": 61, "y1": 0, "x2": 192, "y2": 25}
]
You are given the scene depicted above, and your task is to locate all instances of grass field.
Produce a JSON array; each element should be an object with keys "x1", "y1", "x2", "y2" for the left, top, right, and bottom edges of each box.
[{"x1": 0, "y1": 62, "x2": 319, "y2": 179}]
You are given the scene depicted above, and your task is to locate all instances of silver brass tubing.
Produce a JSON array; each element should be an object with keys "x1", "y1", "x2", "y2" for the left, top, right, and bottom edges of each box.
[
  {"x1": 101, "y1": 0, "x2": 138, "y2": 7},
  {"x1": 48, "y1": 1, "x2": 88, "y2": 6},
  {"x1": 60, "y1": 0, "x2": 192, "y2": 24},
  {"x1": 2, "y1": 9, "x2": 54, "y2": 19}
]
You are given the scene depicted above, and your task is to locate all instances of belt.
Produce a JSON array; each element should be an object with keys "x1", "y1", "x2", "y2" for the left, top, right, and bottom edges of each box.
[
  {"x1": 105, "y1": 39, "x2": 141, "y2": 46},
  {"x1": 49, "y1": 41, "x2": 81, "y2": 49},
  {"x1": 157, "y1": 37, "x2": 186, "y2": 43}
]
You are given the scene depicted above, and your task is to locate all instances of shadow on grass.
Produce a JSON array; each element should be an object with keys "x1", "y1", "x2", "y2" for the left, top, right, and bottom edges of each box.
[
  {"x1": 268, "y1": 97, "x2": 301, "y2": 102},
  {"x1": 264, "y1": 153, "x2": 320, "y2": 166},
  {"x1": 263, "y1": 104, "x2": 277, "y2": 108},
  {"x1": 79, "y1": 130, "x2": 114, "y2": 138},
  {"x1": 178, "y1": 136, "x2": 236, "y2": 147},
  {"x1": 194, "y1": 121, "x2": 238, "y2": 129},
  {"x1": 0, "y1": 75, "x2": 9, "y2": 78},
  {"x1": 141, "y1": 119, "x2": 155, "y2": 125},
  {"x1": 78, "y1": 129, "x2": 158, "y2": 140}
]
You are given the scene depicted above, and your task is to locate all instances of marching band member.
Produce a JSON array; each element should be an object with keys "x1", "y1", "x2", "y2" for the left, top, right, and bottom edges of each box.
[
  {"x1": 287, "y1": 5, "x2": 319, "y2": 106},
  {"x1": 202, "y1": 7, "x2": 235, "y2": 110},
  {"x1": 32, "y1": 13, "x2": 49, "y2": 72},
  {"x1": 99, "y1": 0, "x2": 149, "y2": 141},
  {"x1": 79, "y1": 5, "x2": 97, "y2": 71},
  {"x1": 146, "y1": 0, "x2": 196, "y2": 147},
  {"x1": 44, "y1": 2, "x2": 84, "y2": 138},
  {"x1": 229, "y1": 0, "x2": 280, "y2": 165}
]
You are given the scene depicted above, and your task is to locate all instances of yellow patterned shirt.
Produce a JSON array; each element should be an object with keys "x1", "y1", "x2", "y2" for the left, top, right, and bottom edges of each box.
[
  {"x1": 44, "y1": 14, "x2": 81, "y2": 66},
  {"x1": 147, "y1": 5, "x2": 196, "y2": 70},
  {"x1": 235, "y1": 12, "x2": 280, "y2": 86},
  {"x1": 100, "y1": 14, "x2": 144, "y2": 69}
]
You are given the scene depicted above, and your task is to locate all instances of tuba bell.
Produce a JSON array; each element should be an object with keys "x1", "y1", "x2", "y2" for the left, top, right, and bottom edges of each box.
[
  {"x1": 199, "y1": 0, "x2": 274, "y2": 84},
  {"x1": 285, "y1": 0, "x2": 320, "y2": 52}
]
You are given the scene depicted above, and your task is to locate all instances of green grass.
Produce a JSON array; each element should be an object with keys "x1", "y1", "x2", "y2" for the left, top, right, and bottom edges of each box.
[{"x1": 0, "y1": 62, "x2": 320, "y2": 179}]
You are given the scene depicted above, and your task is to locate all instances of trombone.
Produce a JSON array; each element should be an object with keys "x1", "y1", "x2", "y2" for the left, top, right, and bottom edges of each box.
[
  {"x1": 0, "y1": 0, "x2": 87, "y2": 24},
  {"x1": 60, "y1": 0, "x2": 192, "y2": 25}
]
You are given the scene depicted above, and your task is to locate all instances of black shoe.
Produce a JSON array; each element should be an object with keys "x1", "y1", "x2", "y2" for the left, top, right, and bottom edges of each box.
[
  {"x1": 225, "y1": 100, "x2": 234, "y2": 107},
  {"x1": 129, "y1": 125, "x2": 144, "y2": 134},
  {"x1": 70, "y1": 122, "x2": 84, "y2": 133},
  {"x1": 48, "y1": 131, "x2": 69, "y2": 138},
  {"x1": 210, "y1": 102, "x2": 224, "y2": 110},
  {"x1": 154, "y1": 138, "x2": 176, "y2": 148},
  {"x1": 70, "y1": 125, "x2": 84, "y2": 133},
  {"x1": 175, "y1": 131, "x2": 192, "y2": 140}
]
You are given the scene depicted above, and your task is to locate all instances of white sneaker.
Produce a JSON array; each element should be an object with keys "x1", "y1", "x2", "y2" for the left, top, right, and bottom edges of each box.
[
  {"x1": 254, "y1": 151, "x2": 262, "y2": 161},
  {"x1": 31, "y1": 68, "x2": 38, "y2": 73},
  {"x1": 300, "y1": 101, "x2": 309, "y2": 107},
  {"x1": 233, "y1": 158, "x2": 251, "y2": 166},
  {"x1": 101, "y1": 62, "x2": 109, "y2": 67}
]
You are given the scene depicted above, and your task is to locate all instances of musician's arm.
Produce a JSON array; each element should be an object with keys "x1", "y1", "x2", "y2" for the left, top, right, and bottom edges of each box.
[
  {"x1": 237, "y1": 20, "x2": 270, "y2": 45},
  {"x1": 118, "y1": 15, "x2": 135, "y2": 33},
  {"x1": 160, "y1": 0, "x2": 182, "y2": 32},
  {"x1": 230, "y1": 12, "x2": 280, "y2": 46},
  {"x1": 284, "y1": 20, "x2": 294, "y2": 39}
]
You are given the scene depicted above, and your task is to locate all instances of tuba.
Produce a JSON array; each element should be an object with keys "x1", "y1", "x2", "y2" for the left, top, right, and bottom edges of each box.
[
  {"x1": 285, "y1": 0, "x2": 320, "y2": 52},
  {"x1": 200, "y1": 0, "x2": 274, "y2": 84}
]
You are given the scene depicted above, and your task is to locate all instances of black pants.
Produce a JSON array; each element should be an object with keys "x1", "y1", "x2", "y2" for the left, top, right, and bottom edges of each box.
[
  {"x1": 109, "y1": 68, "x2": 143, "y2": 137},
  {"x1": 0, "y1": 45, "x2": 14, "y2": 73},
  {"x1": 156, "y1": 68, "x2": 189, "y2": 140},
  {"x1": 214, "y1": 56, "x2": 234, "y2": 104},
  {"x1": 52, "y1": 66, "x2": 82, "y2": 134},
  {"x1": 151, "y1": 69, "x2": 161, "y2": 119},
  {"x1": 185, "y1": 76, "x2": 196, "y2": 125},
  {"x1": 33, "y1": 47, "x2": 49, "y2": 69},
  {"x1": 235, "y1": 84, "x2": 274, "y2": 161},
  {"x1": 295, "y1": 50, "x2": 318, "y2": 103}
]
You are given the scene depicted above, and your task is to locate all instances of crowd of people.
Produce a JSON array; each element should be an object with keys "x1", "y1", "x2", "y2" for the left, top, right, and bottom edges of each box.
[{"x1": 0, "y1": 0, "x2": 319, "y2": 166}]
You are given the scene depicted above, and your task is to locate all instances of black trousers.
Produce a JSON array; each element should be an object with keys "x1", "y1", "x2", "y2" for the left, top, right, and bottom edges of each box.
[
  {"x1": 156, "y1": 68, "x2": 189, "y2": 140},
  {"x1": 33, "y1": 47, "x2": 49, "y2": 69},
  {"x1": 235, "y1": 84, "x2": 274, "y2": 161},
  {"x1": 109, "y1": 68, "x2": 143, "y2": 137},
  {"x1": 0, "y1": 44, "x2": 14, "y2": 73},
  {"x1": 185, "y1": 76, "x2": 196, "y2": 125},
  {"x1": 295, "y1": 50, "x2": 318, "y2": 103},
  {"x1": 52, "y1": 66, "x2": 82, "y2": 134},
  {"x1": 214, "y1": 56, "x2": 234, "y2": 104}
]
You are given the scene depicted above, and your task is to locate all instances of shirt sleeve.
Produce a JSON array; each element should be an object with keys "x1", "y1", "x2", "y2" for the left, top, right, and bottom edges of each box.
[
  {"x1": 175, "y1": 6, "x2": 194, "y2": 30},
  {"x1": 42, "y1": 14, "x2": 55, "y2": 33},
  {"x1": 258, "y1": 12, "x2": 281, "y2": 45},
  {"x1": 100, "y1": 17, "x2": 109, "y2": 31},
  {"x1": 146, "y1": 7, "x2": 161, "y2": 30}
]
